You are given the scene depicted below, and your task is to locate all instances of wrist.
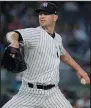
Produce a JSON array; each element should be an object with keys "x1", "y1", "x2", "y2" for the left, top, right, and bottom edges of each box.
[
  {"x1": 10, "y1": 41, "x2": 19, "y2": 48},
  {"x1": 72, "y1": 63, "x2": 82, "y2": 72},
  {"x1": 75, "y1": 67, "x2": 83, "y2": 73}
]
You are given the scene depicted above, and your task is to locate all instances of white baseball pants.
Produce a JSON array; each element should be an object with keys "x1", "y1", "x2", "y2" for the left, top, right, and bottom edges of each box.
[{"x1": 2, "y1": 80, "x2": 73, "y2": 108}]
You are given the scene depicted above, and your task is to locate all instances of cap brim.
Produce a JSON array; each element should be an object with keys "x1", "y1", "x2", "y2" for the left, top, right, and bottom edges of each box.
[{"x1": 35, "y1": 8, "x2": 49, "y2": 13}]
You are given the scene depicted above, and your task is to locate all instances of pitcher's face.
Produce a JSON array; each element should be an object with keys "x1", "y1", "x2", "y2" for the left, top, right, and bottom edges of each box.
[{"x1": 39, "y1": 11, "x2": 58, "y2": 27}]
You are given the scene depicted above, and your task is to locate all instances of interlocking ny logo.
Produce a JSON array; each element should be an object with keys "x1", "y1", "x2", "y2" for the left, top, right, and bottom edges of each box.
[{"x1": 43, "y1": 2, "x2": 48, "y2": 7}]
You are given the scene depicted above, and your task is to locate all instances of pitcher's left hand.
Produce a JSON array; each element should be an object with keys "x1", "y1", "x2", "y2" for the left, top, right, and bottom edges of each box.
[{"x1": 77, "y1": 70, "x2": 90, "y2": 84}]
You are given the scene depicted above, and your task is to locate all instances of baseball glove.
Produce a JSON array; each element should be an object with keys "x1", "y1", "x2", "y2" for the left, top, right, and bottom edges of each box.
[{"x1": 1, "y1": 46, "x2": 27, "y2": 73}]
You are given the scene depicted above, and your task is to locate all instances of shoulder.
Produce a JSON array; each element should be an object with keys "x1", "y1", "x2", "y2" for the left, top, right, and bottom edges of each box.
[
  {"x1": 15, "y1": 27, "x2": 41, "y2": 36},
  {"x1": 55, "y1": 33, "x2": 62, "y2": 41},
  {"x1": 36, "y1": 26, "x2": 46, "y2": 33},
  {"x1": 16, "y1": 26, "x2": 41, "y2": 32},
  {"x1": 17, "y1": 27, "x2": 37, "y2": 32}
]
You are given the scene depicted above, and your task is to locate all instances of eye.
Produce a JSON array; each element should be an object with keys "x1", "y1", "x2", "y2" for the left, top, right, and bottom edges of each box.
[
  {"x1": 39, "y1": 11, "x2": 51, "y2": 15},
  {"x1": 44, "y1": 12, "x2": 51, "y2": 15}
]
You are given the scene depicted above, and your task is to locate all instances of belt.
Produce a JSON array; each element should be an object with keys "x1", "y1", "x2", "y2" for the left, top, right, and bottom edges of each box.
[{"x1": 28, "y1": 83, "x2": 55, "y2": 90}]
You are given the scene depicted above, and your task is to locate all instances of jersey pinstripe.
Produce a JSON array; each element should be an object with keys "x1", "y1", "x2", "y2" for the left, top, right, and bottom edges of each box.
[
  {"x1": 2, "y1": 80, "x2": 73, "y2": 108},
  {"x1": 2, "y1": 26, "x2": 73, "y2": 108},
  {"x1": 16, "y1": 26, "x2": 65, "y2": 85}
]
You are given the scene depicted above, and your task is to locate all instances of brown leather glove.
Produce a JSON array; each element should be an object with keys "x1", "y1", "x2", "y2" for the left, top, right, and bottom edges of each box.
[{"x1": 1, "y1": 46, "x2": 27, "y2": 73}]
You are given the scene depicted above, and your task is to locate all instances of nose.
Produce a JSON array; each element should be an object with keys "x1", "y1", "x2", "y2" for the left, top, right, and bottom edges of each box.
[{"x1": 39, "y1": 14, "x2": 45, "y2": 19}]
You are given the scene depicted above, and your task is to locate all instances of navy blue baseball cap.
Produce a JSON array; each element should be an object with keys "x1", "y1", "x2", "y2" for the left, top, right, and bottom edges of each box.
[{"x1": 35, "y1": 2, "x2": 58, "y2": 15}]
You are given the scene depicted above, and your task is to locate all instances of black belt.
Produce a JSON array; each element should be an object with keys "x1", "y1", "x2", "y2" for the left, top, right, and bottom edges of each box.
[{"x1": 28, "y1": 83, "x2": 55, "y2": 90}]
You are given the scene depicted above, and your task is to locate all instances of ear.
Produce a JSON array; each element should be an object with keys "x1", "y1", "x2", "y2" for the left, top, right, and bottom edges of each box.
[{"x1": 54, "y1": 15, "x2": 58, "y2": 21}]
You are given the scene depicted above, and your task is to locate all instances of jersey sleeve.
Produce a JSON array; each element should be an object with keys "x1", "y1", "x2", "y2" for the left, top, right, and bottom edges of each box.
[
  {"x1": 15, "y1": 28, "x2": 40, "y2": 48},
  {"x1": 59, "y1": 36, "x2": 65, "y2": 56}
]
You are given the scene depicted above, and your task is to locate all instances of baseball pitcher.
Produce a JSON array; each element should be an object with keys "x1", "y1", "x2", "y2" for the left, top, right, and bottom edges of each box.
[{"x1": 2, "y1": 2, "x2": 90, "y2": 108}]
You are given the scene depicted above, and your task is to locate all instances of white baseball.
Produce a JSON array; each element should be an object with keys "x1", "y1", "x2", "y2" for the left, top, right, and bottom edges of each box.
[{"x1": 81, "y1": 78, "x2": 86, "y2": 84}]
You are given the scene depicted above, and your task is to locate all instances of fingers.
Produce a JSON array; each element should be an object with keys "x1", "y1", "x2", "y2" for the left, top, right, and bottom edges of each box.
[
  {"x1": 77, "y1": 73, "x2": 82, "y2": 79},
  {"x1": 78, "y1": 75, "x2": 82, "y2": 80},
  {"x1": 82, "y1": 74, "x2": 90, "y2": 84},
  {"x1": 85, "y1": 75, "x2": 90, "y2": 84},
  {"x1": 10, "y1": 53, "x2": 15, "y2": 58},
  {"x1": 77, "y1": 72, "x2": 90, "y2": 84}
]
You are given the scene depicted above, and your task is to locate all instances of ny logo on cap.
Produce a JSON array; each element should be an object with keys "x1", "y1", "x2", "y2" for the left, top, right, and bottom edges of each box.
[{"x1": 43, "y1": 2, "x2": 48, "y2": 7}]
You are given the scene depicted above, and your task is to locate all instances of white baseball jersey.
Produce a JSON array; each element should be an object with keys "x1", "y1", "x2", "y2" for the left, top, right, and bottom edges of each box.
[
  {"x1": 2, "y1": 26, "x2": 73, "y2": 108},
  {"x1": 16, "y1": 26, "x2": 65, "y2": 85}
]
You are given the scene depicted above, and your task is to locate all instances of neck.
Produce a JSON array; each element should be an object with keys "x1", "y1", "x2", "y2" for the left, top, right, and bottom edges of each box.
[{"x1": 42, "y1": 25, "x2": 55, "y2": 34}]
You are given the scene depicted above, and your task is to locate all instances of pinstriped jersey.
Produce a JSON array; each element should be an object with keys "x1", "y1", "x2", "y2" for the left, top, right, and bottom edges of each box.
[{"x1": 16, "y1": 26, "x2": 65, "y2": 85}]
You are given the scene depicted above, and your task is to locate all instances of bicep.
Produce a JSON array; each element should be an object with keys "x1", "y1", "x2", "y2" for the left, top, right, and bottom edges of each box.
[
  {"x1": 16, "y1": 28, "x2": 40, "y2": 48},
  {"x1": 60, "y1": 49, "x2": 71, "y2": 61},
  {"x1": 60, "y1": 48, "x2": 66, "y2": 59}
]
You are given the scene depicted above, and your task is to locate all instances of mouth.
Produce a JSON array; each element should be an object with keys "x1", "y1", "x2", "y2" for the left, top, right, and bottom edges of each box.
[{"x1": 40, "y1": 20, "x2": 45, "y2": 22}]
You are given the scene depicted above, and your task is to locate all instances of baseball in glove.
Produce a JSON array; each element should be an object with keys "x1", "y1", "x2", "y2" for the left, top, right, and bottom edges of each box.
[{"x1": 1, "y1": 46, "x2": 27, "y2": 73}]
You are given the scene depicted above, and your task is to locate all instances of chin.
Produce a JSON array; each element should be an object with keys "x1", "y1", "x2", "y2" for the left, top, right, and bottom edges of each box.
[{"x1": 40, "y1": 23, "x2": 48, "y2": 27}]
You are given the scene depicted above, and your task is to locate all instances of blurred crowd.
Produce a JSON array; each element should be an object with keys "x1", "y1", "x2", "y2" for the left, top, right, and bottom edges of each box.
[{"x1": 0, "y1": 1, "x2": 90, "y2": 108}]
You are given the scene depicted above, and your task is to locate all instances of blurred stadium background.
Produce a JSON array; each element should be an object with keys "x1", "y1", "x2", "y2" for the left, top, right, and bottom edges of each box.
[{"x1": 0, "y1": 1, "x2": 90, "y2": 108}]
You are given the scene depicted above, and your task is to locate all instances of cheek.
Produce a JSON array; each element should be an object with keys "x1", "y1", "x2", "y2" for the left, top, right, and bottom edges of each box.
[{"x1": 47, "y1": 16, "x2": 54, "y2": 23}]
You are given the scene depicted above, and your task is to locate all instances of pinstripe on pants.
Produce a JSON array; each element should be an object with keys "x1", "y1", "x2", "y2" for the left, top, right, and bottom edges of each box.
[
  {"x1": 2, "y1": 80, "x2": 73, "y2": 108},
  {"x1": 2, "y1": 27, "x2": 73, "y2": 108}
]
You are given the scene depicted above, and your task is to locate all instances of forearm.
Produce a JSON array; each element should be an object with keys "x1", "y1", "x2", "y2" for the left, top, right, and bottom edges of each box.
[
  {"x1": 60, "y1": 49, "x2": 83, "y2": 72},
  {"x1": 6, "y1": 32, "x2": 19, "y2": 48}
]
